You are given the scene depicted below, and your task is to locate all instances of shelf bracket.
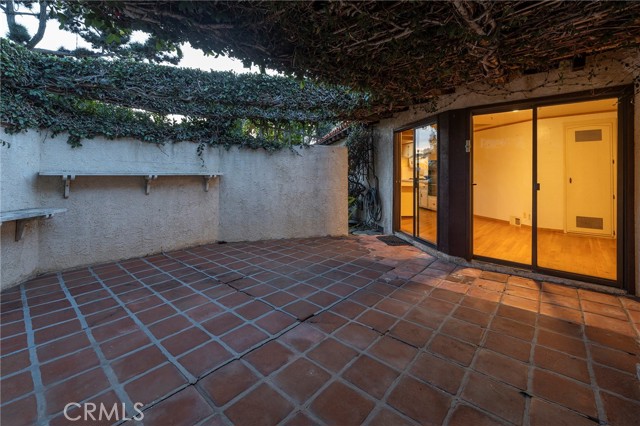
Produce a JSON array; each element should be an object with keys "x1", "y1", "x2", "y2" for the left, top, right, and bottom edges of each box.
[
  {"x1": 15, "y1": 220, "x2": 26, "y2": 241},
  {"x1": 13, "y1": 213, "x2": 54, "y2": 241},
  {"x1": 203, "y1": 175, "x2": 214, "y2": 192},
  {"x1": 144, "y1": 175, "x2": 158, "y2": 195},
  {"x1": 62, "y1": 174, "x2": 76, "y2": 199}
]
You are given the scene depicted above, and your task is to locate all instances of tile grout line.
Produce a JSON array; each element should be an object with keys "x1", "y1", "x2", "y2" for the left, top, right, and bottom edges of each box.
[
  {"x1": 160, "y1": 246, "x2": 396, "y2": 348},
  {"x1": 88, "y1": 265, "x2": 204, "y2": 383},
  {"x1": 578, "y1": 292, "x2": 609, "y2": 425},
  {"x1": 620, "y1": 299, "x2": 640, "y2": 340},
  {"x1": 133, "y1": 256, "x2": 295, "y2": 358},
  {"x1": 161, "y1": 247, "x2": 375, "y2": 316},
  {"x1": 55, "y1": 272, "x2": 137, "y2": 422},
  {"x1": 356, "y1": 267, "x2": 461, "y2": 424},
  {"x1": 86, "y1": 265, "x2": 201, "y2": 424},
  {"x1": 117, "y1": 254, "x2": 329, "y2": 418},
  {"x1": 161, "y1": 249, "x2": 298, "y2": 316},
  {"x1": 243, "y1": 271, "x2": 427, "y2": 425},
  {"x1": 441, "y1": 280, "x2": 512, "y2": 426},
  {"x1": 158, "y1": 242, "x2": 417, "y2": 425},
  {"x1": 522, "y1": 284, "x2": 543, "y2": 426},
  {"x1": 19, "y1": 284, "x2": 47, "y2": 421},
  {"x1": 1, "y1": 287, "x2": 173, "y2": 370},
  {"x1": 360, "y1": 268, "x2": 526, "y2": 425},
  {"x1": 155, "y1": 241, "x2": 380, "y2": 423},
  {"x1": 357, "y1": 275, "x2": 440, "y2": 425}
]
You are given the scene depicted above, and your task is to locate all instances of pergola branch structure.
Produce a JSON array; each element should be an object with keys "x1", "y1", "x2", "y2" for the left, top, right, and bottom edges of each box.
[
  {"x1": 59, "y1": 1, "x2": 640, "y2": 106},
  {"x1": 452, "y1": 0, "x2": 506, "y2": 84}
]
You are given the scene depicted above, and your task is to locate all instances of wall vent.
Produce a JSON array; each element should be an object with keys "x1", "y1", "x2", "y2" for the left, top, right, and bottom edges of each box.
[
  {"x1": 575, "y1": 129, "x2": 602, "y2": 142},
  {"x1": 509, "y1": 216, "x2": 521, "y2": 227},
  {"x1": 576, "y1": 216, "x2": 603, "y2": 230}
]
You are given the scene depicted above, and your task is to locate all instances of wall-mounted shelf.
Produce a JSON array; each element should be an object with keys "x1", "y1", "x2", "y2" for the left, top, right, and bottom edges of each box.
[
  {"x1": 0, "y1": 208, "x2": 67, "y2": 241},
  {"x1": 39, "y1": 171, "x2": 222, "y2": 198}
]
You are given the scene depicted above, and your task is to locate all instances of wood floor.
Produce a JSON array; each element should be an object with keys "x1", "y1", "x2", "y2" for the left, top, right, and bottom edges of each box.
[
  {"x1": 400, "y1": 208, "x2": 437, "y2": 243},
  {"x1": 399, "y1": 214, "x2": 616, "y2": 280},
  {"x1": 473, "y1": 216, "x2": 616, "y2": 280}
]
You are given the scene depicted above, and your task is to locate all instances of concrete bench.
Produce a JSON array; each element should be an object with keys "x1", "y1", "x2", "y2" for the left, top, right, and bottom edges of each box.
[
  {"x1": 39, "y1": 171, "x2": 222, "y2": 198},
  {"x1": 0, "y1": 208, "x2": 67, "y2": 241}
]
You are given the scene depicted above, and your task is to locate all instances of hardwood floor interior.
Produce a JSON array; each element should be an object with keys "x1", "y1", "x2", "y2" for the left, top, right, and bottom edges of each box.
[
  {"x1": 473, "y1": 216, "x2": 616, "y2": 280},
  {"x1": 399, "y1": 214, "x2": 616, "y2": 280},
  {"x1": 473, "y1": 216, "x2": 532, "y2": 265},
  {"x1": 400, "y1": 208, "x2": 437, "y2": 244}
]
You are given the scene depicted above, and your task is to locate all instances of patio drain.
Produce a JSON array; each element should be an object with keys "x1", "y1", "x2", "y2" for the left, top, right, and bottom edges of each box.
[{"x1": 376, "y1": 235, "x2": 411, "y2": 246}]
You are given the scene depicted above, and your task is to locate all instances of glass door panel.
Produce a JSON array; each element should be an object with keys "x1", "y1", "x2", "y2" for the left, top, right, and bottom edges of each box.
[
  {"x1": 415, "y1": 124, "x2": 438, "y2": 244},
  {"x1": 398, "y1": 129, "x2": 415, "y2": 234},
  {"x1": 472, "y1": 110, "x2": 533, "y2": 265},
  {"x1": 537, "y1": 99, "x2": 617, "y2": 279}
]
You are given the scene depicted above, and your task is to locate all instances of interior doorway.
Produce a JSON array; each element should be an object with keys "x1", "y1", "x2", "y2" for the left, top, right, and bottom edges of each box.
[
  {"x1": 472, "y1": 98, "x2": 618, "y2": 281},
  {"x1": 564, "y1": 123, "x2": 614, "y2": 236}
]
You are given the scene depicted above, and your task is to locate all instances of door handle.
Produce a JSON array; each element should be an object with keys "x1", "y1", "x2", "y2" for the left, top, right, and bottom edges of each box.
[{"x1": 569, "y1": 177, "x2": 572, "y2": 184}]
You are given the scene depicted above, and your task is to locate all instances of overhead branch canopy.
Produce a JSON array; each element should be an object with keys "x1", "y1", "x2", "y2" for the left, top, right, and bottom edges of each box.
[
  {"x1": 3, "y1": 1, "x2": 639, "y2": 148},
  {"x1": 54, "y1": 1, "x2": 640, "y2": 106},
  {"x1": 0, "y1": 39, "x2": 375, "y2": 147},
  {"x1": 1, "y1": 39, "x2": 371, "y2": 123}
]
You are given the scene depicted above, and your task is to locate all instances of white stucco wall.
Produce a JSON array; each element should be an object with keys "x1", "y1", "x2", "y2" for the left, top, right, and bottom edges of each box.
[
  {"x1": 218, "y1": 146, "x2": 347, "y2": 242},
  {"x1": 0, "y1": 131, "x2": 347, "y2": 290},
  {"x1": 372, "y1": 49, "x2": 639, "y2": 293}
]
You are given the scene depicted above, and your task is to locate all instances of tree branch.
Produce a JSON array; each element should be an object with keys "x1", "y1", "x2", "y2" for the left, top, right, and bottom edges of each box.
[
  {"x1": 26, "y1": 0, "x2": 48, "y2": 49},
  {"x1": 4, "y1": 0, "x2": 19, "y2": 34}
]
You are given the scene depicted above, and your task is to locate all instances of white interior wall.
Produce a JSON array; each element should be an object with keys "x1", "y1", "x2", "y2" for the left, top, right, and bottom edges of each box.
[
  {"x1": 0, "y1": 130, "x2": 347, "y2": 290},
  {"x1": 473, "y1": 121, "x2": 533, "y2": 225}
]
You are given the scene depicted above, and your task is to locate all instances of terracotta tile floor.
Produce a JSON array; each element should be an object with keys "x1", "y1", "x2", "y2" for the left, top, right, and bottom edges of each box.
[{"x1": 1, "y1": 236, "x2": 639, "y2": 425}]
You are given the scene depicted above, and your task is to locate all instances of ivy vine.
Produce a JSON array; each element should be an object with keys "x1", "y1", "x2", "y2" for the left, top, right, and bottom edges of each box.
[{"x1": 0, "y1": 38, "x2": 366, "y2": 148}]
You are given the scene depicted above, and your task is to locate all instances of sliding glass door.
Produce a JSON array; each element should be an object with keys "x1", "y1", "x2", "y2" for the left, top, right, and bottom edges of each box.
[
  {"x1": 472, "y1": 110, "x2": 533, "y2": 265},
  {"x1": 471, "y1": 98, "x2": 618, "y2": 281},
  {"x1": 396, "y1": 122, "x2": 438, "y2": 246},
  {"x1": 536, "y1": 99, "x2": 617, "y2": 280}
]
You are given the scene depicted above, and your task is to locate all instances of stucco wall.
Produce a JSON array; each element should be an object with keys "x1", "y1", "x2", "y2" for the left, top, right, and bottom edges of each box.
[
  {"x1": 0, "y1": 131, "x2": 347, "y2": 290},
  {"x1": 372, "y1": 49, "x2": 639, "y2": 293},
  {"x1": 218, "y1": 146, "x2": 347, "y2": 242}
]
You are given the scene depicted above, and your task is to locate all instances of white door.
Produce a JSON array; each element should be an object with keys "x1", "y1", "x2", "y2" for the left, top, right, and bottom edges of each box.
[{"x1": 565, "y1": 123, "x2": 614, "y2": 236}]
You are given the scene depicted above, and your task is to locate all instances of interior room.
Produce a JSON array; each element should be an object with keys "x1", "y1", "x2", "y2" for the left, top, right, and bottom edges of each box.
[
  {"x1": 472, "y1": 98, "x2": 618, "y2": 280},
  {"x1": 398, "y1": 124, "x2": 438, "y2": 244}
]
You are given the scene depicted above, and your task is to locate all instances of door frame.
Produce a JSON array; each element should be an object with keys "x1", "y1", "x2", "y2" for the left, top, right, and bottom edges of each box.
[{"x1": 468, "y1": 86, "x2": 634, "y2": 291}]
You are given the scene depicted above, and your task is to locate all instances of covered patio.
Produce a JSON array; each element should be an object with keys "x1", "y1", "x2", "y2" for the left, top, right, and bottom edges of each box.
[{"x1": 1, "y1": 235, "x2": 638, "y2": 425}]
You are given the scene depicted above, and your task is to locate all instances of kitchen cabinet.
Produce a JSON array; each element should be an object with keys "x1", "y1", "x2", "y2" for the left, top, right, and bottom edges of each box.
[
  {"x1": 419, "y1": 184, "x2": 428, "y2": 208},
  {"x1": 427, "y1": 196, "x2": 437, "y2": 211}
]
